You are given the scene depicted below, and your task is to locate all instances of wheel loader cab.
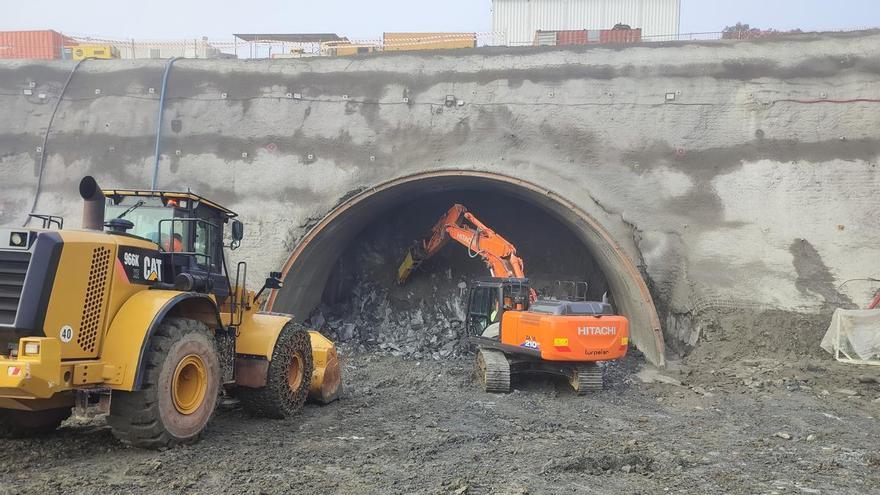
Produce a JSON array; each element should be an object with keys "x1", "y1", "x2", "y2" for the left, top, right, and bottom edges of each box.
[{"x1": 103, "y1": 191, "x2": 242, "y2": 300}]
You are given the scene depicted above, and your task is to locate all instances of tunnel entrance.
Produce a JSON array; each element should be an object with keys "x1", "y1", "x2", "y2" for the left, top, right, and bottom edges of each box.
[{"x1": 268, "y1": 171, "x2": 664, "y2": 366}]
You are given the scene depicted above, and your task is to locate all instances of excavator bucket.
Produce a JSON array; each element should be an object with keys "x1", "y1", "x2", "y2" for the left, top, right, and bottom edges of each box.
[
  {"x1": 307, "y1": 331, "x2": 342, "y2": 404},
  {"x1": 396, "y1": 249, "x2": 417, "y2": 285}
]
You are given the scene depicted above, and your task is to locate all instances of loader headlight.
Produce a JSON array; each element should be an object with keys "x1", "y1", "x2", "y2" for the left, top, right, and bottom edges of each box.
[
  {"x1": 9, "y1": 232, "x2": 26, "y2": 247},
  {"x1": 23, "y1": 342, "x2": 40, "y2": 356}
]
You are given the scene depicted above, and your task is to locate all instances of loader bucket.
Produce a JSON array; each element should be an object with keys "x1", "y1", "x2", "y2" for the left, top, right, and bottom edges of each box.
[{"x1": 307, "y1": 331, "x2": 342, "y2": 404}]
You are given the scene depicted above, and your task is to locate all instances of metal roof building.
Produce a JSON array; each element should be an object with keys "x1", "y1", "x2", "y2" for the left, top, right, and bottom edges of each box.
[
  {"x1": 492, "y1": 0, "x2": 682, "y2": 45},
  {"x1": 232, "y1": 34, "x2": 343, "y2": 43}
]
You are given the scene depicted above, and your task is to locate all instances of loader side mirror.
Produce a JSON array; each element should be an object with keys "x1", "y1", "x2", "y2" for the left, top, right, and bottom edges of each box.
[
  {"x1": 229, "y1": 220, "x2": 244, "y2": 250},
  {"x1": 231, "y1": 220, "x2": 244, "y2": 241}
]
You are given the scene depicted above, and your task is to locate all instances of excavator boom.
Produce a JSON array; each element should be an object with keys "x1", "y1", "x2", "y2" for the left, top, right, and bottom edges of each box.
[{"x1": 397, "y1": 204, "x2": 526, "y2": 285}]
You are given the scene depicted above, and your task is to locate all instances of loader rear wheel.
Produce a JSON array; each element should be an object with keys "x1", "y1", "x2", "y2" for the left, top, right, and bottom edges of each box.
[
  {"x1": 108, "y1": 318, "x2": 220, "y2": 449},
  {"x1": 0, "y1": 407, "x2": 71, "y2": 438},
  {"x1": 572, "y1": 363, "x2": 603, "y2": 395},
  {"x1": 239, "y1": 322, "x2": 313, "y2": 419},
  {"x1": 476, "y1": 348, "x2": 510, "y2": 393}
]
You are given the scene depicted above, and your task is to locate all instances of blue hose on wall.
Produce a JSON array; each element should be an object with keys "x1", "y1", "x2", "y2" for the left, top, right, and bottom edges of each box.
[
  {"x1": 151, "y1": 57, "x2": 180, "y2": 190},
  {"x1": 23, "y1": 57, "x2": 90, "y2": 227}
]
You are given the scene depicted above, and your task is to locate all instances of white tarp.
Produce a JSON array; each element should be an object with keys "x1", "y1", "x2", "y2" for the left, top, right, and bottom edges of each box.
[{"x1": 821, "y1": 309, "x2": 880, "y2": 364}]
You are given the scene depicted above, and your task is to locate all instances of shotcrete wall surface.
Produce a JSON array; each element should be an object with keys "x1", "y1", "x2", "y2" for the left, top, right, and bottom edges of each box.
[{"x1": 1, "y1": 31, "x2": 879, "y2": 364}]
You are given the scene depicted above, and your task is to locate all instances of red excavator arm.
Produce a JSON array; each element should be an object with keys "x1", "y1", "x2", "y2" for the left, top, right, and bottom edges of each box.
[{"x1": 397, "y1": 204, "x2": 527, "y2": 285}]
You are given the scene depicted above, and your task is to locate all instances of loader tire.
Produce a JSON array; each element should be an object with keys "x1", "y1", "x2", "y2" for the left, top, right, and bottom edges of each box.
[
  {"x1": 0, "y1": 407, "x2": 71, "y2": 438},
  {"x1": 238, "y1": 322, "x2": 313, "y2": 419},
  {"x1": 108, "y1": 318, "x2": 220, "y2": 449}
]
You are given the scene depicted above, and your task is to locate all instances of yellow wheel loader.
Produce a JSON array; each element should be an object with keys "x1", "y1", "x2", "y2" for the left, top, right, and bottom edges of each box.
[{"x1": 0, "y1": 177, "x2": 341, "y2": 448}]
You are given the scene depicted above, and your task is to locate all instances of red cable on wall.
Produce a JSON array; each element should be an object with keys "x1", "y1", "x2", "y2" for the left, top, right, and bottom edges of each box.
[
  {"x1": 773, "y1": 98, "x2": 880, "y2": 104},
  {"x1": 870, "y1": 290, "x2": 880, "y2": 310}
]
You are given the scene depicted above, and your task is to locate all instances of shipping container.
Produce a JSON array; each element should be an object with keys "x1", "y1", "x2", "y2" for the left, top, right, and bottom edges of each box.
[
  {"x1": 493, "y1": 0, "x2": 679, "y2": 46},
  {"x1": 383, "y1": 33, "x2": 476, "y2": 52},
  {"x1": 0, "y1": 30, "x2": 77, "y2": 59},
  {"x1": 600, "y1": 28, "x2": 642, "y2": 44},
  {"x1": 69, "y1": 44, "x2": 120, "y2": 60},
  {"x1": 533, "y1": 30, "x2": 558, "y2": 46},
  {"x1": 538, "y1": 28, "x2": 642, "y2": 47},
  {"x1": 556, "y1": 29, "x2": 587, "y2": 46},
  {"x1": 320, "y1": 41, "x2": 380, "y2": 57}
]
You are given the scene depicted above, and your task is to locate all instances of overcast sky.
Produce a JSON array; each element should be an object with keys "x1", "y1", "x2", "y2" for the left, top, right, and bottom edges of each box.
[{"x1": 2, "y1": 0, "x2": 877, "y2": 40}]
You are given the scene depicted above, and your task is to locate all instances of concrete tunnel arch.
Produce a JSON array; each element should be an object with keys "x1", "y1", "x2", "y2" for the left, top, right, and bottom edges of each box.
[{"x1": 266, "y1": 170, "x2": 665, "y2": 366}]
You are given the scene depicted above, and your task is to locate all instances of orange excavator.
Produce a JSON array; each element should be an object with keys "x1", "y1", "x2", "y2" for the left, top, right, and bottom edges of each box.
[{"x1": 397, "y1": 204, "x2": 629, "y2": 394}]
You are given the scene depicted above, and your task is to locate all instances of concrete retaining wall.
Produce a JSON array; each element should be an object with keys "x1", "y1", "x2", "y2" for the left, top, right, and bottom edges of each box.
[{"x1": 1, "y1": 30, "x2": 879, "y2": 353}]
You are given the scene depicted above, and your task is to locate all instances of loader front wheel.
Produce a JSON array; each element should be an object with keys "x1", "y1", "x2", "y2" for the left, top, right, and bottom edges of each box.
[
  {"x1": 108, "y1": 318, "x2": 220, "y2": 449},
  {"x1": 0, "y1": 407, "x2": 71, "y2": 438},
  {"x1": 239, "y1": 322, "x2": 313, "y2": 419}
]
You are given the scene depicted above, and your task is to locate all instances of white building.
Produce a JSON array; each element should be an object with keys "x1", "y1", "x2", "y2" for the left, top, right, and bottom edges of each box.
[
  {"x1": 122, "y1": 38, "x2": 222, "y2": 60},
  {"x1": 492, "y1": 0, "x2": 682, "y2": 45}
]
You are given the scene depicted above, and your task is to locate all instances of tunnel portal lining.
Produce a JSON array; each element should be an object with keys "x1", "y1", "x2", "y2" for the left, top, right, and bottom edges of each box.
[{"x1": 267, "y1": 170, "x2": 665, "y2": 366}]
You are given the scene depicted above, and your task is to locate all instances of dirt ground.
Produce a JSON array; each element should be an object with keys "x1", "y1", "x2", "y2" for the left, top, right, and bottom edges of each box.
[{"x1": 1, "y1": 318, "x2": 879, "y2": 495}]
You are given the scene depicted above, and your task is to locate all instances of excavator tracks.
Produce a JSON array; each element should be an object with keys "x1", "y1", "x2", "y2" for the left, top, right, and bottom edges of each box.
[
  {"x1": 573, "y1": 363, "x2": 604, "y2": 395},
  {"x1": 476, "y1": 348, "x2": 511, "y2": 393}
]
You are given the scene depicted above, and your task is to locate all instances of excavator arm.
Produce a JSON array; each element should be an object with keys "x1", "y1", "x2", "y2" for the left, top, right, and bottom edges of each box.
[{"x1": 397, "y1": 204, "x2": 527, "y2": 285}]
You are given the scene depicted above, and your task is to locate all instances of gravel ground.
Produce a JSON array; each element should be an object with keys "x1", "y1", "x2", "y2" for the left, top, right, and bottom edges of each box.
[{"x1": 1, "y1": 344, "x2": 878, "y2": 495}]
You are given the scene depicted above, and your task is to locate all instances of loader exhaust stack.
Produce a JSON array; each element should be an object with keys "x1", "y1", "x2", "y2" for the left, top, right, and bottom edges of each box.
[{"x1": 79, "y1": 176, "x2": 105, "y2": 231}]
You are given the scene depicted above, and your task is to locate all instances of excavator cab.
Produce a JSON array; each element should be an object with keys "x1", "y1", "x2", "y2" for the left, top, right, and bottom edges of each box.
[{"x1": 465, "y1": 277, "x2": 531, "y2": 338}]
